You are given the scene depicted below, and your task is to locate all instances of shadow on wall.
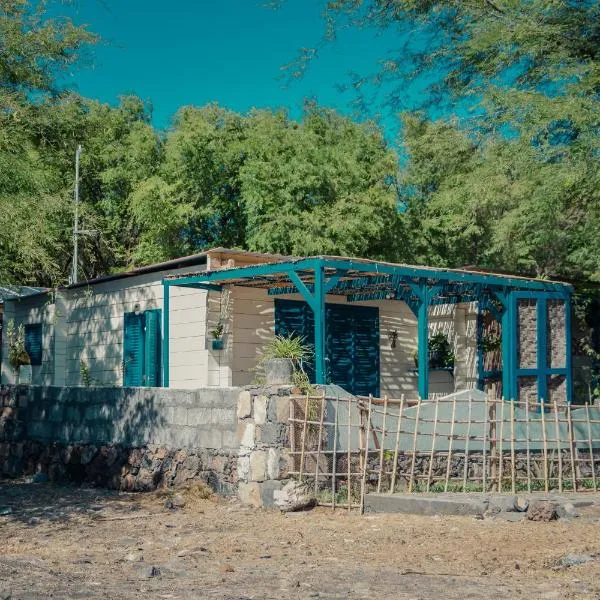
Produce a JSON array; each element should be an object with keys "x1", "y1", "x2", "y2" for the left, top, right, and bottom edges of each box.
[{"x1": 65, "y1": 283, "x2": 161, "y2": 387}]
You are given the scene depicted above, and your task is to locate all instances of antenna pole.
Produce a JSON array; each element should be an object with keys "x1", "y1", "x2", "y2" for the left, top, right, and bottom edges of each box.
[{"x1": 72, "y1": 144, "x2": 82, "y2": 284}]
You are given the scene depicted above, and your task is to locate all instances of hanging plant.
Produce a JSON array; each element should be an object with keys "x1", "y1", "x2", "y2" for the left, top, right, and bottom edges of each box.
[{"x1": 6, "y1": 320, "x2": 30, "y2": 370}]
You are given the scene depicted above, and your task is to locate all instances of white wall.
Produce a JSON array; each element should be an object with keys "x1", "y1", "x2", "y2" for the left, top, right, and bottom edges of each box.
[
  {"x1": 225, "y1": 286, "x2": 479, "y2": 399},
  {"x1": 1, "y1": 294, "x2": 55, "y2": 385}
]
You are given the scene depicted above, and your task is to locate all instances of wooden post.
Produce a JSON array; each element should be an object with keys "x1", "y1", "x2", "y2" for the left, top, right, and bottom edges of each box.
[
  {"x1": 567, "y1": 403, "x2": 577, "y2": 491},
  {"x1": 525, "y1": 393, "x2": 532, "y2": 493},
  {"x1": 444, "y1": 396, "x2": 457, "y2": 492},
  {"x1": 489, "y1": 395, "x2": 497, "y2": 490},
  {"x1": 427, "y1": 397, "x2": 440, "y2": 492},
  {"x1": 332, "y1": 396, "x2": 339, "y2": 511},
  {"x1": 510, "y1": 399, "x2": 516, "y2": 494},
  {"x1": 463, "y1": 394, "x2": 473, "y2": 492},
  {"x1": 360, "y1": 396, "x2": 373, "y2": 514},
  {"x1": 408, "y1": 398, "x2": 422, "y2": 493},
  {"x1": 553, "y1": 400, "x2": 563, "y2": 492},
  {"x1": 498, "y1": 398, "x2": 505, "y2": 493},
  {"x1": 347, "y1": 397, "x2": 352, "y2": 511},
  {"x1": 377, "y1": 395, "x2": 389, "y2": 493},
  {"x1": 299, "y1": 393, "x2": 309, "y2": 482},
  {"x1": 541, "y1": 399, "x2": 549, "y2": 492},
  {"x1": 389, "y1": 395, "x2": 404, "y2": 494},
  {"x1": 585, "y1": 403, "x2": 596, "y2": 491},
  {"x1": 314, "y1": 392, "x2": 326, "y2": 496},
  {"x1": 483, "y1": 394, "x2": 489, "y2": 493}
]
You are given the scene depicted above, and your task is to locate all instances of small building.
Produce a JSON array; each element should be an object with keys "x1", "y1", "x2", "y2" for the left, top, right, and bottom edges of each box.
[{"x1": 0, "y1": 248, "x2": 573, "y2": 402}]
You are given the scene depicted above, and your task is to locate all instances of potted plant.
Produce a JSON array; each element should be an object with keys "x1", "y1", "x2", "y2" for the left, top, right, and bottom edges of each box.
[
  {"x1": 429, "y1": 332, "x2": 454, "y2": 369},
  {"x1": 260, "y1": 334, "x2": 312, "y2": 385},
  {"x1": 6, "y1": 320, "x2": 32, "y2": 384},
  {"x1": 211, "y1": 323, "x2": 225, "y2": 350}
]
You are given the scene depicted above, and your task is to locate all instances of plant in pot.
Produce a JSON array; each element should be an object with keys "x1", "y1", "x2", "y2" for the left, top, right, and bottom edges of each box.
[
  {"x1": 6, "y1": 320, "x2": 32, "y2": 384},
  {"x1": 210, "y1": 323, "x2": 225, "y2": 350},
  {"x1": 428, "y1": 331, "x2": 454, "y2": 369},
  {"x1": 260, "y1": 334, "x2": 312, "y2": 385}
]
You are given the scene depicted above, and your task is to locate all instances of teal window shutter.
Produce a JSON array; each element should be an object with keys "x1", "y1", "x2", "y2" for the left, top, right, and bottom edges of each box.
[
  {"x1": 143, "y1": 309, "x2": 162, "y2": 387},
  {"x1": 24, "y1": 324, "x2": 43, "y2": 366},
  {"x1": 123, "y1": 312, "x2": 145, "y2": 386}
]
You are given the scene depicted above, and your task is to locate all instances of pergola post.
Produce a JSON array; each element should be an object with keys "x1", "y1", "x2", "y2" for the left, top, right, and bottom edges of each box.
[
  {"x1": 162, "y1": 281, "x2": 170, "y2": 387},
  {"x1": 500, "y1": 292, "x2": 512, "y2": 401},
  {"x1": 417, "y1": 289, "x2": 430, "y2": 400},
  {"x1": 313, "y1": 264, "x2": 327, "y2": 385},
  {"x1": 565, "y1": 294, "x2": 573, "y2": 403}
]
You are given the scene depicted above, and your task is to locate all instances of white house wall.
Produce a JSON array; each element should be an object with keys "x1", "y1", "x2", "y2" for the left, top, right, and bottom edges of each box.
[
  {"x1": 225, "y1": 286, "x2": 478, "y2": 399},
  {"x1": 1, "y1": 294, "x2": 55, "y2": 385}
]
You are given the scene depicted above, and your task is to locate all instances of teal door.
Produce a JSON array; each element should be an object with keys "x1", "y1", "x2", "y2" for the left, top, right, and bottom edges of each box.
[
  {"x1": 274, "y1": 299, "x2": 380, "y2": 397},
  {"x1": 123, "y1": 309, "x2": 161, "y2": 387}
]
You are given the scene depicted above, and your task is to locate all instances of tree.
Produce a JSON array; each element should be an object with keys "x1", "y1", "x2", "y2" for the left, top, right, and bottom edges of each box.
[
  {"x1": 130, "y1": 103, "x2": 403, "y2": 264},
  {"x1": 298, "y1": 1, "x2": 600, "y2": 279}
]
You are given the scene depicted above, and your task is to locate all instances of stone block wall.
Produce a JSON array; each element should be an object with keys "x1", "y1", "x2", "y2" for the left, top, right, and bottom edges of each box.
[
  {"x1": 235, "y1": 386, "x2": 293, "y2": 508},
  {"x1": 0, "y1": 384, "x2": 295, "y2": 506}
]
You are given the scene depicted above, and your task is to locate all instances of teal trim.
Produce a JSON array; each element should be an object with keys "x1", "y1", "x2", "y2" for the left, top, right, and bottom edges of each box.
[
  {"x1": 162, "y1": 282, "x2": 170, "y2": 387},
  {"x1": 287, "y1": 270, "x2": 317, "y2": 310},
  {"x1": 165, "y1": 258, "x2": 573, "y2": 293},
  {"x1": 417, "y1": 285, "x2": 429, "y2": 400},
  {"x1": 500, "y1": 291, "x2": 512, "y2": 400},
  {"x1": 314, "y1": 265, "x2": 326, "y2": 384},
  {"x1": 565, "y1": 295, "x2": 573, "y2": 402},
  {"x1": 537, "y1": 297, "x2": 548, "y2": 402}
]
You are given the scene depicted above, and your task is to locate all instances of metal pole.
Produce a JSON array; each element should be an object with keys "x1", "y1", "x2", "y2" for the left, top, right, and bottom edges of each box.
[{"x1": 72, "y1": 144, "x2": 82, "y2": 284}]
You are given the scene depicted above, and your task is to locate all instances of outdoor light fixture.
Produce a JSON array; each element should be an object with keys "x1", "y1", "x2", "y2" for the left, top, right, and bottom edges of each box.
[
  {"x1": 133, "y1": 303, "x2": 142, "y2": 315},
  {"x1": 389, "y1": 329, "x2": 399, "y2": 349},
  {"x1": 385, "y1": 291, "x2": 396, "y2": 299}
]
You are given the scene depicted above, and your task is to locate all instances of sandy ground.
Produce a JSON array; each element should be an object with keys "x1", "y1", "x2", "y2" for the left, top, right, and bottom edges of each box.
[{"x1": 1, "y1": 481, "x2": 600, "y2": 599}]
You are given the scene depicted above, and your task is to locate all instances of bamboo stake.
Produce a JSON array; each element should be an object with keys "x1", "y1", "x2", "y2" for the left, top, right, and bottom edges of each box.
[
  {"x1": 553, "y1": 400, "x2": 563, "y2": 492},
  {"x1": 567, "y1": 403, "x2": 577, "y2": 492},
  {"x1": 408, "y1": 398, "x2": 422, "y2": 493},
  {"x1": 525, "y1": 393, "x2": 531, "y2": 493},
  {"x1": 585, "y1": 403, "x2": 597, "y2": 491},
  {"x1": 427, "y1": 397, "x2": 440, "y2": 493},
  {"x1": 360, "y1": 396, "x2": 373, "y2": 514},
  {"x1": 510, "y1": 399, "x2": 516, "y2": 494},
  {"x1": 498, "y1": 398, "x2": 504, "y2": 493},
  {"x1": 290, "y1": 397, "x2": 296, "y2": 471},
  {"x1": 347, "y1": 397, "x2": 352, "y2": 511},
  {"x1": 444, "y1": 395, "x2": 457, "y2": 492},
  {"x1": 540, "y1": 399, "x2": 549, "y2": 492},
  {"x1": 377, "y1": 395, "x2": 389, "y2": 493},
  {"x1": 314, "y1": 392, "x2": 326, "y2": 496},
  {"x1": 299, "y1": 393, "x2": 309, "y2": 482},
  {"x1": 389, "y1": 395, "x2": 405, "y2": 494},
  {"x1": 332, "y1": 396, "x2": 339, "y2": 511},
  {"x1": 482, "y1": 394, "x2": 488, "y2": 493},
  {"x1": 489, "y1": 395, "x2": 497, "y2": 490},
  {"x1": 462, "y1": 394, "x2": 473, "y2": 493}
]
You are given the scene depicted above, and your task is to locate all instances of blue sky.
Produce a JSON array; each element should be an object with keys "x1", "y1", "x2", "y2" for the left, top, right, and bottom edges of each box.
[{"x1": 63, "y1": 0, "x2": 410, "y2": 136}]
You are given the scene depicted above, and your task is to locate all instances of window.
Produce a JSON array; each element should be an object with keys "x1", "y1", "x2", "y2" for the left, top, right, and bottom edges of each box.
[{"x1": 24, "y1": 323, "x2": 43, "y2": 366}]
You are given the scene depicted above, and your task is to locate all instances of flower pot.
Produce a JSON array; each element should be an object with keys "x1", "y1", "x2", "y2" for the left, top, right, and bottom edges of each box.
[
  {"x1": 18, "y1": 364, "x2": 32, "y2": 385},
  {"x1": 211, "y1": 338, "x2": 224, "y2": 350},
  {"x1": 264, "y1": 358, "x2": 294, "y2": 385}
]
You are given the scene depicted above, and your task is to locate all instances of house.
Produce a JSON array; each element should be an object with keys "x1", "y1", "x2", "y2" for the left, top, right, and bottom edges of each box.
[{"x1": 0, "y1": 248, "x2": 573, "y2": 402}]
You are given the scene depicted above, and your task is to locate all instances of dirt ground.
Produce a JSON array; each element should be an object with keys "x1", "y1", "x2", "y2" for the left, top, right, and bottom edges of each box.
[{"x1": 1, "y1": 481, "x2": 600, "y2": 599}]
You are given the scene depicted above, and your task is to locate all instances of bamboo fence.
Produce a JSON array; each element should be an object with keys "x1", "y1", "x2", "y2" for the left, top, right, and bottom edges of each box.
[{"x1": 287, "y1": 392, "x2": 600, "y2": 512}]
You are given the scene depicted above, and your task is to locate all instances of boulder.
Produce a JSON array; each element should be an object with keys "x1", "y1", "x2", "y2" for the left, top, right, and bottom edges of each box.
[{"x1": 273, "y1": 480, "x2": 316, "y2": 513}]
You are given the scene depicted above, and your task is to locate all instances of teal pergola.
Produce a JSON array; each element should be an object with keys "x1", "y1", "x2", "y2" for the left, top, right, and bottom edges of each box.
[{"x1": 162, "y1": 256, "x2": 573, "y2": 401}]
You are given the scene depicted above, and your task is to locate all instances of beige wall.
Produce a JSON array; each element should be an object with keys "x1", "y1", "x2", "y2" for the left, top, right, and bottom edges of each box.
[
  {"x1": 224, "y1": 286, "x2": 478, "y2": 399},
  {"x1": 1, "y1": 294, "x2": 55, "y2": 385}
]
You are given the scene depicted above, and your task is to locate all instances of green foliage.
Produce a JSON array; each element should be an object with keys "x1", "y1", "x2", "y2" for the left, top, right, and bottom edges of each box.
[
  {"x1": 6, "y1": 320, "x2": 29, "y2": 369},
  {"x1": 80, "y1": 359, "x2": 93, "y2": 387},
  {"x1": 261, "y1": 333, "x2": 312, "y2": 362}
]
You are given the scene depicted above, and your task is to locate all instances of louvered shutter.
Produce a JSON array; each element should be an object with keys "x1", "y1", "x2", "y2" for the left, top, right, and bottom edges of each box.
[
  {"x1": 123, "y1": 312, "x2": 144, "y2": 387},
  {"x1": 143, "y1": 309, "x2": 162, "y2": 387},
  {"x1": 24, "y1": 324, "x2": 43, "y2": 366},
  {"x1": 350, "y1": 306, "x2": 380, "y2": 397},
  {"x1": 274, "y1": 299, "x2": 315, "y2": 382}
]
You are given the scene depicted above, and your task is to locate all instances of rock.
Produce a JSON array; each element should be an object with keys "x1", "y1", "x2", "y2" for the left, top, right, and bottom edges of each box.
[
  {"x1": 559, "y1": 553, "x2": 595, "y2": 567},
  {"x1": 514, "y1": 496, "x2": 530, "y2": 512},
  {"x1": 0, "y1": 587, "x2": 11, "y2": 600},
  {"x1": 527, "y1": 501, "x2": 558, "y2": 522},
  {"x1": 563, "y1": 503, "x2": 579, "y2": 518},
  {"x1": 171, "y1": 494, "x2": 186, "y2": 508},
  {"x1": 143, "y1": 566, "x2": 160, "y2": 578},
  {"x1": 273, "y1": 480, "x2": 317, "y2": 513},
  {"x1": 32, "y1": 472, "x2": 48, "y2": 483}
]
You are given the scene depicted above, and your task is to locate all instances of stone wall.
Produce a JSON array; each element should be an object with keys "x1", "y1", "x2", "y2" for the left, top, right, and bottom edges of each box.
[
  {"x1": 235, "y1": 386, "x2": 293, "y2": 508},
  {"x1": 0, "y1": 384, "x2": 294, "y2": 506},
  {"x1": 0, "y1": 385, "x2": 241, "y2": 494}
]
